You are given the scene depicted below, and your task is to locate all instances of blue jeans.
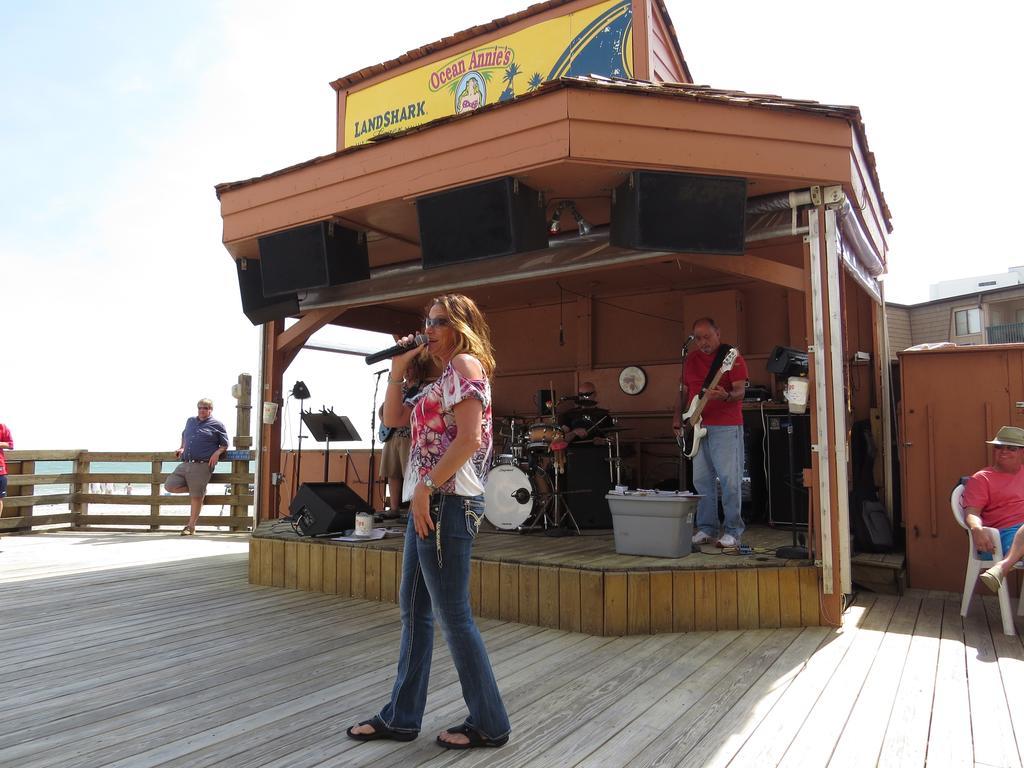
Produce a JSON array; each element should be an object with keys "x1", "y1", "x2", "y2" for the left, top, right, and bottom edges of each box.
[
  {"x1": 377, "y1": 492, "x2": 511, "y2": 740},
  {"x1": 692, "y1": 425, "x2": 745, "y2": 539}
]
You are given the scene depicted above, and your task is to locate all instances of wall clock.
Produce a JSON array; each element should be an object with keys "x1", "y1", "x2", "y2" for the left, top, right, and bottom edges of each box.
[{"x1": 618, "y1": 366, "x2": 646, "y2": 395}]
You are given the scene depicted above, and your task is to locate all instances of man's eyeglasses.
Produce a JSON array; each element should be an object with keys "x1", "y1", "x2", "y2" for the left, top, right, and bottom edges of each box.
[
  {"x1": 198, "y1": 406, "x2": 212, "y2": 410},
  {"x1": 995, "y1": 445, "x2": 1023, "y2": 452},
  {"x1": 424, "y1": 317, "x2": 451, "y2": 328}
]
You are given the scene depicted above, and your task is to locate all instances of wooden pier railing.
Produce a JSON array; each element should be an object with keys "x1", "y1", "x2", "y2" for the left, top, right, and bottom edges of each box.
[{"x1": 1, "y1": 449, "x2": 254, "y2": 534}]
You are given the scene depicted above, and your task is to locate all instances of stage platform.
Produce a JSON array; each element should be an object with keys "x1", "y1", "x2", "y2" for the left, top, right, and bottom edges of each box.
[{"x1": 250, "y1": 520, "x2": 823, "y2": 634}]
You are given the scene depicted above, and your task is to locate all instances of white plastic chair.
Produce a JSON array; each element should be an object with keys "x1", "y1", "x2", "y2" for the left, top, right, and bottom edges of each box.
[{"x1": 951, "y1": 484, "x2": 1024, "y2": 635}]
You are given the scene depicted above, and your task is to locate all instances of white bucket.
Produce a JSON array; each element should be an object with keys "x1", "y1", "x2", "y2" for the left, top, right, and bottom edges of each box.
[
  {"x1": 262, "y1": 401, "x2": 279, "y2": 425},
  {"x1": 785, "y1": 377, "x2": 809, "y2": 414}
]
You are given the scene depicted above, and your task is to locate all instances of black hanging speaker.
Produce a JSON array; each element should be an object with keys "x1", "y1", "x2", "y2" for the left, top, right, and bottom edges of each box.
[
  {"x1": 416, "y1": 177, "x2": 547, "y2": 269},
  {"x1": 258, "y1": 221, "x2": 370, "y2": 296},
  {"x1": 236, "y1": 258, "x2": 299, "y2": 326},
  {"x1": 289, "y1": 482, "x2": 373, "y2": 537},
  {"x1": 611, "y1": 170, "x2": 747, "y2": 255}
]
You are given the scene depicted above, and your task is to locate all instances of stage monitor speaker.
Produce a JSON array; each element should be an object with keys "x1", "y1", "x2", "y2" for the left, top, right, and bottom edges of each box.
[
  {"x1": 611, "y1": 170, "x2": 747, "y2": 255},
  {"x1": 236, "y1": 258, "x2": 299, "y2": 326},
  {"x1": 565, "y1": 444, "x2": 613, "y2": 528},
  {"x1": 766, "y1": 414, "x2": 811, "y2": 528},
  {"x1": 258, "y1": 221, "x2": 370, "y2": 297},
  {"x1": 416, "y1": 177, "x2": 547, "y2": 269},
  {"x1": 289, "y1": 481, "x2": 373, "y2": 537}
]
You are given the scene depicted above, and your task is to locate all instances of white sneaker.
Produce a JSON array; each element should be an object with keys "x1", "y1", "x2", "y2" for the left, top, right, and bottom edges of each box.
[
  {"x1": 718, "y1": 534, "x2": 738, "y2": 548},
  {"x1": 692, "y1": 531, "x2": 713, "y2": 545}
]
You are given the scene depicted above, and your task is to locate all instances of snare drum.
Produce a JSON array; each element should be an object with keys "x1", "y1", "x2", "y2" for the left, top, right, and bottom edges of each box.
[{"x1": 527, "y1": 421, "x2": 561, "y2": 451}]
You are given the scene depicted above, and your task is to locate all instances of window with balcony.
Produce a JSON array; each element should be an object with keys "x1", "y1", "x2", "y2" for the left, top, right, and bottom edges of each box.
[{"x1": 955, "y1": 307, "x2": 981, "y2": 336}]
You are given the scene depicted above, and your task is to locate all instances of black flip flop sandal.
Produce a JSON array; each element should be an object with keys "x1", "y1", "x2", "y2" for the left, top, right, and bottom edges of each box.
[
  {"x1": 346, "y1": 716, "x2": 417, "y2": 742},
  {"x1": 436, "y1": 723, "x2": 509, "y2": 750}
]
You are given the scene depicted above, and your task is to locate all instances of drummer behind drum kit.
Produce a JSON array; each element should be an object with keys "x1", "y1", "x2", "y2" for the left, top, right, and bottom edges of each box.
[{"x1": 484, "y1": 393, "x2": 628, "y2": 534}]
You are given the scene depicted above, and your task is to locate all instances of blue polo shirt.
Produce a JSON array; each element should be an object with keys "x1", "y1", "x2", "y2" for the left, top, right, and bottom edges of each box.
[{"x1": 181, "y1": 417, "x2": 229, "y2": 461}]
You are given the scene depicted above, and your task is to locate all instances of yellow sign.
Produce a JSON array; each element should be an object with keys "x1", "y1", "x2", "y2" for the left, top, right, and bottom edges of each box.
[{"x1": 344, "y1": 0, "x2": 633, "y2": 147}]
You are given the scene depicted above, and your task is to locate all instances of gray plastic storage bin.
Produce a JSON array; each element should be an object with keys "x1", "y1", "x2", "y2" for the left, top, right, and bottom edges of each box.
[{"x1": 606, "y1": 493, "x2": 699, "y2": 558}]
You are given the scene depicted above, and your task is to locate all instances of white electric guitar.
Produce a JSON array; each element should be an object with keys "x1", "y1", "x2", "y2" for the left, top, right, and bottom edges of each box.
[{"x1": 679, "y1": 347, "x2": 740, "y2": 459}]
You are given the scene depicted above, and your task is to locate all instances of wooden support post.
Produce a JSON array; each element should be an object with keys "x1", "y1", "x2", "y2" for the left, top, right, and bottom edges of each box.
[
  {"x1": 69, "y1": 451, "x2": 86, "y2": 528},
  {"x1": 232, "y1": 372, "x2": 253, "y2": 531},
  {"x1": 150, "y1": 459, "x2": 162, "y2": 530},
  {"x1": 258, "y1": 321, "x2": 286, "y2": 523}
]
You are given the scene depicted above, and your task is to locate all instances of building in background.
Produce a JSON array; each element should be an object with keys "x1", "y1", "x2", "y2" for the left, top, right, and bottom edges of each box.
[{"x1": 887, "y1": 266, "x2": 1024, "y2": 355}]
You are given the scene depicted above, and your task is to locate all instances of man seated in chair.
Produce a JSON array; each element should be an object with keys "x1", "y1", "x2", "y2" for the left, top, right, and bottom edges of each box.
[{"x1": 962, "y1": 426, "x2": 1024, "y2": 591}]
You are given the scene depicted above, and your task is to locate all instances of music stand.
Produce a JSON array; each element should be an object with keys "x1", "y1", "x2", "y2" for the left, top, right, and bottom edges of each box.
[{"x1": 300, "y1": 409, "x2": 362, "y2": 483}]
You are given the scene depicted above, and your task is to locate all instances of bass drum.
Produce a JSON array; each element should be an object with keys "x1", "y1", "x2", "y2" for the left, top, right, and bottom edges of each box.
[{"x1": 484, "y1": 463, "x2": 552, "y2": 530}]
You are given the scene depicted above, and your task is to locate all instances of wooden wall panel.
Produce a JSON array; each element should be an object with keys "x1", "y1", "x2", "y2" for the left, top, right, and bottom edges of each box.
[
  {"x1": 365, "y1": 549, "x2": 381, "y2": 601},
  {"x1": 323, "y1": 546, "x2": 338, "y2": 595},
  {"x1": 672, "y1": 571, "x2": 696, "y2": 633},
  {"x1": 736, "y1": 570, "x2": 760, "y2": 630},
  {"x1": 559, "y1": 569, "x2": 582, "y2": 633},
  {"x1": 481, "y1": 562, "x2": 501, "y2": 619},
  {"x1": 350, "y1": 548, "x2": 366, "y2": 599},
  {"x1": 580, "y1": 571, "x2": 604, "y2": 636},
  {"x1": 650, "y1": 571, "x2": 673, "y2": 634},
  {"x1": 519, "y1": 564, "x2": 540, "y2": 626},
  {"x1": 308, "y1": 545, "x2": 323, "y2": 592},
  {"x1": 757, "y1": 569, "x2": 781, "y2": 628},
  {"x1": 500, "y1": 563, "x2": 520, "y2": 621},
  {"x1": 779, "y1": 568, "x2": 802, "y2": 627},
  {"x1": 249, "y1": 537, "x2": 821, "y2": 634},
  {"x1": 604, "y1": 572, "x2": 628, "y2": 636},
  {"x1": 284, "y1": 542, "x2": 298, "y2": 589},
  {"x1": 538, "y1": 566, "x2": 560, "y2": 629},
  {"x1": 715, "y1": 571, "x2": 739, "y2": 631},
  {"x1": 694, "y1": 572, "x2": 717, "y2": 631},
  {"x1": 336, "y1": 547, "x2": 352, "y2": 597},
  {"x1": 627, "y1": 572, "x2": 651, "y2": 635}
]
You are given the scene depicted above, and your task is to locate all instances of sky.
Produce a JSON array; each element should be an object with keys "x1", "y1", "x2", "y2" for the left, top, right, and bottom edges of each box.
[{"x1": 2, "y1": 0, "x2": 1020, "y2": 451}]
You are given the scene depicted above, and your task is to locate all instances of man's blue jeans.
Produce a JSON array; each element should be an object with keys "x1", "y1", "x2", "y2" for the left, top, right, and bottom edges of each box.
[
  {"x1": 692, "y1": 424, "x2": 745, "y2": 539},
  {"x1": 377, "y1": 492, "x2": 511, "y2": 740}
]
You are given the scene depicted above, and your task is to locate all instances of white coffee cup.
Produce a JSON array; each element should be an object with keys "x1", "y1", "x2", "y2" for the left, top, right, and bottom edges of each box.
[{"x1": 355, "y1": 512, "x2": 374, "y2": 536}]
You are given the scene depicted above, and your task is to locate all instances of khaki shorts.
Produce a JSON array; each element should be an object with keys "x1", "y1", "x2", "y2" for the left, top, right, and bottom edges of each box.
[
  {"x1": 379, "y1": 434, "x2": 410, "y2": 478},
  {"x1": 166, "y1": 462, "x2": 214, "y2": 497}
]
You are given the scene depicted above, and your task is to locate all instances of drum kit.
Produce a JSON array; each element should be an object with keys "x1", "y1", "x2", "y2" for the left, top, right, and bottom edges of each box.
[{"x1": 484, "y1": 407, "x2": 628, "y2": 533}]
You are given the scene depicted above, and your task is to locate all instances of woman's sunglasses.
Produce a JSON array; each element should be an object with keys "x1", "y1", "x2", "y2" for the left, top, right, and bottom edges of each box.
[{"x1": 424, "y1": 317, "x2": 451, "y2": 329}]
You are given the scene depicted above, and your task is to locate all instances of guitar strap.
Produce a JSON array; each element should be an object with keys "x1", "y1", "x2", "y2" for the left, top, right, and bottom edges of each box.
[{"x1": 699, "y1": 344, "x2": 735, "y2": 394}]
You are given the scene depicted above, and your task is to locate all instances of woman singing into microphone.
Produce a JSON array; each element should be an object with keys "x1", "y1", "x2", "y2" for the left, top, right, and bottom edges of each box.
[{"x1": 347, "y1": 293, "x2": 510, "y2": 750}]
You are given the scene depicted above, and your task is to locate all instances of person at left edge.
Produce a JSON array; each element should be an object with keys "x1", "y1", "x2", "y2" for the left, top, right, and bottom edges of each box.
[
  {"x1": 164, "y1": 398, "x2": 228, "y2": 535},
  {"x1": 0, "y1": 421, "x2": 12, "y2": 518},
  {"x1": 347, "y1": 293, "x2": 511, "y2": 751}
]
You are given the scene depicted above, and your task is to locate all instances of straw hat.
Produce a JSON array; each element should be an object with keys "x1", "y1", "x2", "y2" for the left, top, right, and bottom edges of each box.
[{"x1": 986, "y1": 426, "x2": 1024, "y2": 447}]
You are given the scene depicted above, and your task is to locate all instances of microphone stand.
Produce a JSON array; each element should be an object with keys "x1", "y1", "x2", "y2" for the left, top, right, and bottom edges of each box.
[
  {"x1": 368, "y1": 368, "x2": 388, "y2": 512},
  {"x1": 677, "y1": 338, "x2": 694, "y2": 493},
  {"x1": 293, "y1": 394, "x2": 308, "y2": 500}
]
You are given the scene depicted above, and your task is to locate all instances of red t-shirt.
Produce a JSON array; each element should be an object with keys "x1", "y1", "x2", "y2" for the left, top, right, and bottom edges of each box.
[
  {"x1": 682, "y1": 348, "x2": 748, "y2": 427},
  {"x1": 0, "y1": 423, "x2": 11, "y2": 475},
  {"x1": 963, "y1": 466, "x2": 1024, "y2": 530}
]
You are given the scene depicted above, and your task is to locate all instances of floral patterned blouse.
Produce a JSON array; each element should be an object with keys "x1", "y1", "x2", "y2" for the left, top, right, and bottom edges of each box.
[{"x1": 403, "y1": 357, "x2": 493, "y2": 500}]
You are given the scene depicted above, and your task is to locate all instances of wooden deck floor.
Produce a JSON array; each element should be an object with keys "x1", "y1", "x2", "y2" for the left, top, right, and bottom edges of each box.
[{"x1": 2, "y1": 531, "x2": 1022, "y2": 767}]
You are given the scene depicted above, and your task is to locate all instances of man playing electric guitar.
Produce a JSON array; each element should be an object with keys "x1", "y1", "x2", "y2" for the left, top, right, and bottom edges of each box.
[{"x1": 673, "y1": 317, "x2": 749, "y2": 548}]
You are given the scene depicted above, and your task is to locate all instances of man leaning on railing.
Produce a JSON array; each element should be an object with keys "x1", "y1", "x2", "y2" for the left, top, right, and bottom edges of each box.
[{"x1": 164, "y1": 398, "x2": 228, "y2": 536}]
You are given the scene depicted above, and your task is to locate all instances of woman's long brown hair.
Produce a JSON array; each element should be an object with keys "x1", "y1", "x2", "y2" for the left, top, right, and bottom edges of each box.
[{"x1": 427, "y1": 293, "x2": 496, "y2": 380}]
